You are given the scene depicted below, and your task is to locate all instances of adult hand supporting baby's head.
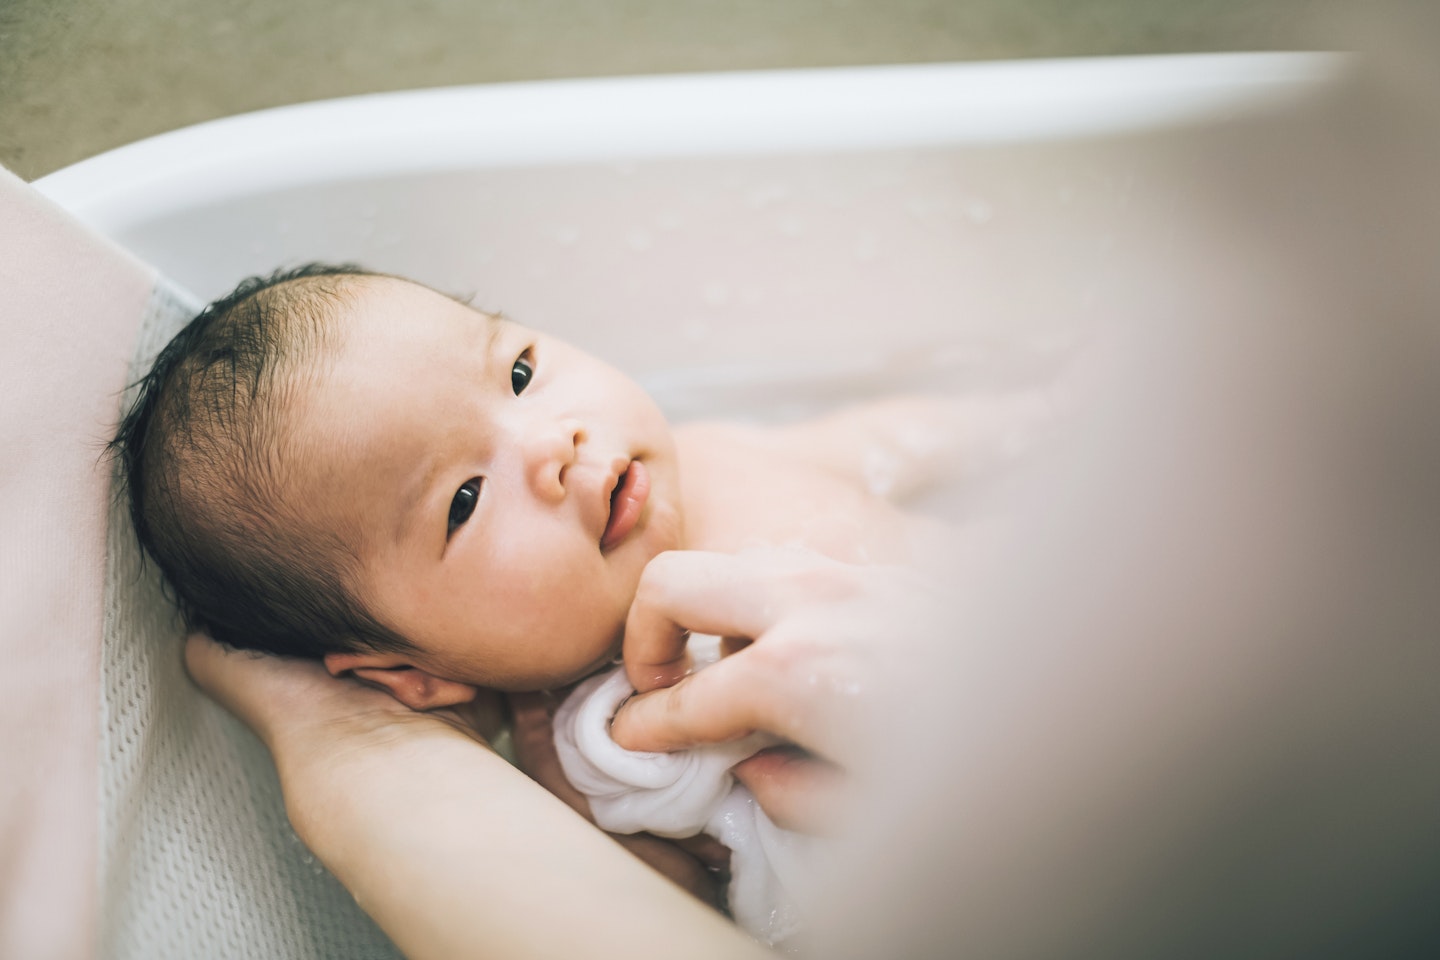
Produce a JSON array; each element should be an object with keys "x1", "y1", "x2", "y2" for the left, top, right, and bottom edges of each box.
[
  {"x1": 185, "y1": 632, "x2": 402, "y2": 750},
  {"x1": 184, "y1": 633, "x2": 503, "y2": 772},
  {"x1": 186, "y1": 632, "x2": 763, "y2": 960},
  {"x1": 612, "y1": 548, "x2": 949, "y2": 830}
]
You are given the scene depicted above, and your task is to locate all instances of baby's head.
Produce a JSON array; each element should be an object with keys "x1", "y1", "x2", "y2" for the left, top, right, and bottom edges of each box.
[{"x1": 116, "y1": 265, "x2": 683, "y2": 703}]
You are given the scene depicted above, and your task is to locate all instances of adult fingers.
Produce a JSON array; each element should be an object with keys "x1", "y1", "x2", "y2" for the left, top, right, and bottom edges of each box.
[
  {"x1": 732, "y1": 747, "x2": 847, "y2": 834},
  {"x1": 610, "y1": 651, "x2": 772, "y2": 753},
  {"x1": 184, "y1": 632, "x2": 413, "y2": 752},
  {"x1": 183, "y1": 631, "x2": 229, "y2": 694},
  {"x1": 183, "y1": 633, "x2": 321, "y2": 717},
  {"x1": 623, "y1": 550, "x2": 805, "y2": 693},
  {"x1": 183, "y1": 633, "x2": 326, "y2": 746}
]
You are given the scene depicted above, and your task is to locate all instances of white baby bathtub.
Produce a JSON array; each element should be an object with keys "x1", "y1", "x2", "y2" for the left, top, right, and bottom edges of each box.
[
  {"x1": 38, "y1": 54, "x2": 1345, "y2": 421},
  {"x1": 30, "y1": 53, "x2": 1351, "y2": 960}
]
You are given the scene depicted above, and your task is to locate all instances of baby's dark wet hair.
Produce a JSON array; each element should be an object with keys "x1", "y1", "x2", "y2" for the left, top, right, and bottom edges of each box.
[{"x1": 112, "y1": 263, "x2": 415, "y2": 658}]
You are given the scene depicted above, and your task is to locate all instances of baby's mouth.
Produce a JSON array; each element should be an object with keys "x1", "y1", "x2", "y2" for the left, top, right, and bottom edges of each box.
[{"x1": 601, "y1": 460, "x2": 650, "y2": 551}]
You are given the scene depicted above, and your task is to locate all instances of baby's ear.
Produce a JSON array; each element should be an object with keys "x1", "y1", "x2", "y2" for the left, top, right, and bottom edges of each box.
[{"x1": 324, "y1": 652, "x2": 478, "y2": 711}]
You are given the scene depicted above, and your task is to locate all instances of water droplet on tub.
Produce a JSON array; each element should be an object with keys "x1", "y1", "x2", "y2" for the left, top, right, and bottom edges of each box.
[
  {"x1": 965, "y1": 199, "x2": 994, "y2": 225},
  {"x1": 359, "y1": 203, "x2": 379, "y2": 220},
  {"x1": 627, "y1": 229, "x2": 653, "y2": 252},
  {"x1": 555, "y1": 225, "x2": 580, "y2": 246},
  {"x1": 611, "y1": 161, "x2": 637, "y2": 177},
  {"x1": 655, "y1": 211, "x2": 683, "y2": 231},
  {"x1": 863, "y1": 445, "x2": 901, "y2": 497},
  {"x1": 854, "y1": 233, "x2": 880, "y2": 261}
]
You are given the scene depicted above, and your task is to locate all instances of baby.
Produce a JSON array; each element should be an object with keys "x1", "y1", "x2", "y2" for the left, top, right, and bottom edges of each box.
[
  {"x1": 116, "y1": 263, "x2": 978, "y2": 699},
  {"x1": 114, "y1": 263, "x2": 1034, "y2": 938}
]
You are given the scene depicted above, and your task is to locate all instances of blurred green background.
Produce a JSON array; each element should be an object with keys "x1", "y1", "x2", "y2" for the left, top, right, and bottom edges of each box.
[{"x1": 1, "y1": 0, "x2": 1331, "y2": 180}]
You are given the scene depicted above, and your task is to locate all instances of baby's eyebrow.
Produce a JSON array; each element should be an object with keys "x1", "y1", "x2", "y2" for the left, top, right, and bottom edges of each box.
[
  {"x1": 482, "y1": 310, "x2": 505, "y2": 354},
  {"x1": 394, "y1": 459, "x2": 434, "y2": 551},
  {"x1": 462, "y1": 304, "x2": 507, "y2": 354}
]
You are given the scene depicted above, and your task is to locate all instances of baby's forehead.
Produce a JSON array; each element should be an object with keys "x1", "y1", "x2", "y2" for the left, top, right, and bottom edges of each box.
[
  {"x1": 349, "y1": 274, "x2": 489, "y2": 316},
  {"x1": 320, "y1": 277, "x2": 500, "y2": 352},
  {"x1": 288, "y1": 281, "x2": 501, "y2": 436}
]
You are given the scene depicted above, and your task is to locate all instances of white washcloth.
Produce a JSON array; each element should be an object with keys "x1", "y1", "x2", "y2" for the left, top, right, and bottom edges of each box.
[{"x1": 553, "y1": 639, "x2": 811, "y2": 945}]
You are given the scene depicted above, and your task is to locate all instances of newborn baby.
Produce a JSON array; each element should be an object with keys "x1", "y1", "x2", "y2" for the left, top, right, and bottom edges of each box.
[{"x1": 114, "y1": 263, "x2": 1044, "y2": 940}]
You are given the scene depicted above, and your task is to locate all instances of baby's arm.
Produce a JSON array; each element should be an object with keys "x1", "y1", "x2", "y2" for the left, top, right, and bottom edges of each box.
[{"x1": 764, "y1": 392, "x2": 1061, "y2": 502}]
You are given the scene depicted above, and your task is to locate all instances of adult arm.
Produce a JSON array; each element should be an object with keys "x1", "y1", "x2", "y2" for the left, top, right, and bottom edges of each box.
[{"x1": 186, "y1": 636, "x2": 767, "y2": 960}]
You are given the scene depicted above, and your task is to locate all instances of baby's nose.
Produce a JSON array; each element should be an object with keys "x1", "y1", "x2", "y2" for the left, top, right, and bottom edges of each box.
[{"x1": 523, "y1": 418, "x2": 585, "y2": 500}]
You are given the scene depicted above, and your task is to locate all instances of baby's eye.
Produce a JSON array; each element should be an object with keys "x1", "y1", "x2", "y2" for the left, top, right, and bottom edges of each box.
[
  {"x1": 448, "y1": 479, "x2": 481, "y2": 536},
  {"x1": 511, "y1": 350, "x2": 534, "y2": 395}
]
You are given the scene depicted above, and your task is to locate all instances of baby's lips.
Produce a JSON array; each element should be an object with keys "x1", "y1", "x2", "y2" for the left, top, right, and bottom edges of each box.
[
  {"x1": 583, "y1": 455, "x2": 628, "y2": 542},
  {"x1": 601, "y1": 459, "x2": 649, "y2": 551}
]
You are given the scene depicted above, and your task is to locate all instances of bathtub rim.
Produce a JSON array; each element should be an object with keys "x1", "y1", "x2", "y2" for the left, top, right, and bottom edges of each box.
[{"x1": 33, "y1": 52, "x2": 1349, "y2": 236}]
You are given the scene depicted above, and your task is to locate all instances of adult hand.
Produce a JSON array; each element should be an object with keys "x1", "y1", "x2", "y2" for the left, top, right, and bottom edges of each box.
[
  {"x1": 185, "y1": 634, "x2": 762, "y2": 960},
  {"x1": 190, "y1": 635, "x2": 727, "y2": 907},
  {"x1": 610, "y1": 548, "x2": 950, "y2": 831},
  {"x1": 184, "y1": 632, "x2": 503, "y2": 761}
]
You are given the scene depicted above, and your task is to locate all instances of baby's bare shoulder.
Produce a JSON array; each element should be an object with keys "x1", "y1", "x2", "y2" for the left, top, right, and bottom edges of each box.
[
  {"x1": 673, "y1": 418, "x2": 772, "y2": 442},
  {"x1": 673, "y1": 416, "x2": 916, "y2": 561},
  {"x1": 673, "y1": 419, "x2": 781, "y2": 461}
]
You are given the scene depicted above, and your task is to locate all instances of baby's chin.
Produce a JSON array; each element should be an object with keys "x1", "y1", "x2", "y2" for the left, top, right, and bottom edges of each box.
[{"x1": 555, "y1": 637, "x2": 626, "y2": 691}]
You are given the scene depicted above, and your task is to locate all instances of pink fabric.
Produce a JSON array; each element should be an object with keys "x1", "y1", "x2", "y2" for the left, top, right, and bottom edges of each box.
[{"x1": 0, "y1": 165, "x2": 153, "y2": 960}]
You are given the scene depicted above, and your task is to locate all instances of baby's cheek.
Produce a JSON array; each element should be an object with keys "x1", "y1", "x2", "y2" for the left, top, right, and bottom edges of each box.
[{"x1": 544, "y1": 585, "x2": 625, "y2": 675}]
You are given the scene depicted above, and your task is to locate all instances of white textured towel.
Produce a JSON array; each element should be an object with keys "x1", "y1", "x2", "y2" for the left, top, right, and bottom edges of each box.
[{"x1": 553, "y1": 639, "x2": 811, "y2": 945}]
